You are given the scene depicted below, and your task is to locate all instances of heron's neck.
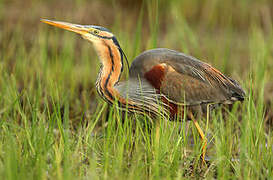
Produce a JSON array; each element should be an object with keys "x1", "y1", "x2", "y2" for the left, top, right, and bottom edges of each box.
[
  {"x1": 93, "y1": 40, "x2": 125, "y2": 104},
  {"x1": 92, "y1": 40, "x2": 167, "y2": 116}
]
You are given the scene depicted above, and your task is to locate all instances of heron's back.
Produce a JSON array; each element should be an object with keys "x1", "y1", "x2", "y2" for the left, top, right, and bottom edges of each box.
[{"x1": 129, "y1": 48, "x2": 245, "y2": 106}]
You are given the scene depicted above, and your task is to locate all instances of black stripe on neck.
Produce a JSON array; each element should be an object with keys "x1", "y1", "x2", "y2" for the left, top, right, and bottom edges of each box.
[
  {"x1": 112, "y1": 36, "x2": 124, "y2": 73},
  {"x1": 103, "y1": 45, "x2": 115, "y2": 102}
]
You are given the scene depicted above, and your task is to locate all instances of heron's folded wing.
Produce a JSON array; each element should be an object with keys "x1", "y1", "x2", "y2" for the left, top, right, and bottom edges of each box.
[{"x1": 160, "y1": 62, "x2": 244, "y2": 105}]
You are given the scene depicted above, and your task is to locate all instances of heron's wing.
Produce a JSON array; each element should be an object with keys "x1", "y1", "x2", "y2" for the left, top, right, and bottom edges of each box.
[
  {"x1": 130, "y1": 48, "x2": 245, "y2": 105},
  {"x1": 158, "y1": 63, "x2": 230, "y2": 105}
]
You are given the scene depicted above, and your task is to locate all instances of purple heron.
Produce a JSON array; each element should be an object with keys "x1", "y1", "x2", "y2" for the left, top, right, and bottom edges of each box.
[{"x1": 41, "y1": 19, "x2": 245, "y2": 162}]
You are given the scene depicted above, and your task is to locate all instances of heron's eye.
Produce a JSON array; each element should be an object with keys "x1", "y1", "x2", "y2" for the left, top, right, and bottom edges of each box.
[{"x1": 93, "y1": 30, "x2": 100, "y2": 34}]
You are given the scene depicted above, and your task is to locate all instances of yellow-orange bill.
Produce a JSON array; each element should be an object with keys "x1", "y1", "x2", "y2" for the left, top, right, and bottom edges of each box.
[{"x1": 40, "y1": 19, "x2": 89, "y2": 35}]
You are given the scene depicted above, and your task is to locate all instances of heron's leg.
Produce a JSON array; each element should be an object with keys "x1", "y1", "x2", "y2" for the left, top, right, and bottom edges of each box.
[{"x1": 188, "y1": 111, "x2": 207, "y2": 163}]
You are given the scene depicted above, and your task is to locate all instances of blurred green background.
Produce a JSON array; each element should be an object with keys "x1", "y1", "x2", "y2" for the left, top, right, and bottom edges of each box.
[
  {"x1": 1, "y1": 0, "x2": 273, "y2": 179},
  {"x1": 1, "y1": 0, "x2": 272, "y2": 123}
]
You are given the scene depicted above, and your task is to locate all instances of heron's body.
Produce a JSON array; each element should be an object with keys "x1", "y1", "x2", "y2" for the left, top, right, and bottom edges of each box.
[
  {"x1": 111, "y1": 48, "x2": 244, "y2": 120},
  {"x1": 41, "y1": 19, "x2": 245, "y2": 161}
]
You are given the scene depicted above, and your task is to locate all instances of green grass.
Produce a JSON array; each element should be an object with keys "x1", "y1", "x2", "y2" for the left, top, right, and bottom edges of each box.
[{"x1": 1, "y1": 0, "x2": 273, "y2": 179}]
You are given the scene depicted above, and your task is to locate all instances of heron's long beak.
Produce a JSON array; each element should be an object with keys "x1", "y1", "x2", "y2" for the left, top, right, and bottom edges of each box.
[{"x1": 40, "y1": 19, "x2": 90, "y2": 36}]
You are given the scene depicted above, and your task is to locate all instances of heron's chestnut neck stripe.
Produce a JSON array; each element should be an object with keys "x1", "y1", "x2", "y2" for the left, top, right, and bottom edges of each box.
[
  {"x1": 112, "y1": 36, "x2": 124, "y2": 74},
  {"x1": 92, "y1": 35, "x2": 125, "y2": 75},
  {"x1": 96, "y1": 40, "x2": 146, "y2": 111},
  {"x1": 93, "y1": 36, "x2": 165, "y2": 116},
  {"x1": 102, "y1": 44, "x2": 116, "y2": 104},
  {"x1": 96, "y1": 40, "x2": 133, "y2": 107}
]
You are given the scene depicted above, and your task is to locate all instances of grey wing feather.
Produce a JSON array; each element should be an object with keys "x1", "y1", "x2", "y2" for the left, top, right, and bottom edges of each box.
[
  {"x1": 114, "y1": 78, "x2": 169, "y2": 117},
  {"x1": 129, "y1": 48, "x2": 245, "y2": 105}
]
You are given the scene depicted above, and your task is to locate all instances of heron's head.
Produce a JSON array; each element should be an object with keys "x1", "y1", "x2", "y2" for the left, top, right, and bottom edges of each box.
[
  {"x1": 40, "y1": 19, "x2": 115, "y2": 44},
  {"x1": 40, "y1": 19, "x2": 128, "y2": 71}
]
